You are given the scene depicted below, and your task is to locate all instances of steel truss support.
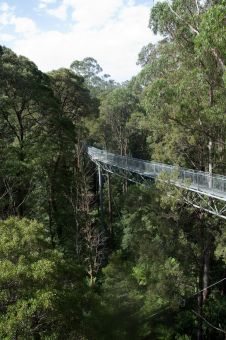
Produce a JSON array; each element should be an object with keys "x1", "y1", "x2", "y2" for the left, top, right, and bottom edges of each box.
[
  {"x1": 92, "y1": 161, "x2": 226, "y2": 220},
  {"x1": 183, "y1": 191, "x2": 226, "y2": 220},
  {"x1": 97, "y1": 162, "x2": 155, "y2": 187}
]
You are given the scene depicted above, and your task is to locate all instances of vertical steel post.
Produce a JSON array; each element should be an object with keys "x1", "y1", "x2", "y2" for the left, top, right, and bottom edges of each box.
[
  {"x1": 208, "y1": 139, "x2": 213, "y2": 189},
  {"x1": 98, "y1": 164, "x2": 104, "y2": 231}
]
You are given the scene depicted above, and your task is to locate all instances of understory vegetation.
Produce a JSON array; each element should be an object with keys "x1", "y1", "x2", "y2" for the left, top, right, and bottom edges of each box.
[{"x1": 0, "y1": 0, "x2": 225, "y2": 338}]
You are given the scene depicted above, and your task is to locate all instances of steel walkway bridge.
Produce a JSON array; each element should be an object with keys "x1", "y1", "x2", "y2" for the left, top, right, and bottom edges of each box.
[{"x1": 88, "y1": 146, "x2": 226, "y2": 220}]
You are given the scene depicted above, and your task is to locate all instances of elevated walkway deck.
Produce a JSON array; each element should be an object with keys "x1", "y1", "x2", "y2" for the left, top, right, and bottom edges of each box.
[{"x1": 88, "y1": 146, "x2": 226, "y2": 202}]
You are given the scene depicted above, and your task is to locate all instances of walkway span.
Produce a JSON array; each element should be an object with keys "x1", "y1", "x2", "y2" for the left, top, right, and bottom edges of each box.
[{"x1": 88, "y1": 147, "x2": 226, "y2": 219}]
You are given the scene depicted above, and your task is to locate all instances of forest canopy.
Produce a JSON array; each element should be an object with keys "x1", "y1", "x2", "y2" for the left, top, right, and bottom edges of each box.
[{"x1": 0, "y1": 0, "x2": 225, "y2": 339}]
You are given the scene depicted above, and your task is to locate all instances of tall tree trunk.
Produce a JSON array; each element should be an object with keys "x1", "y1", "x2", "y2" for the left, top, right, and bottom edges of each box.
[
  {"x1": 197, "y1": 293, "x2": 203, "y2": 340},
  {"x1": 203, "y1": 245, "x2": 210, "y2": 302},
  {"x1": 48, "y1": 189, "x2": 55, "y2": 248},
  {"x1": 197, "y1": 224, "x2": 204, "y2": 340}
]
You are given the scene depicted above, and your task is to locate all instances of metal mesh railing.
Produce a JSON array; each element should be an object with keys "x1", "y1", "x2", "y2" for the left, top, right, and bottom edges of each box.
[{"x1": 88, "y1": 147, "x2": 226, "y2": 200}]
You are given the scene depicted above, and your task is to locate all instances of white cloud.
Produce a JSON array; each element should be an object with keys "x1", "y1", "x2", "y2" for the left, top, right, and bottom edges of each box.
[
  {"x1": 0, "y1": 32, "x2": 15, "y2": 42},
  {"x1": 11, "y1": 17, "x2": 38, "y2": 36},
  {"x1": 41, "y1": 0, "x2": 125, "y2": 24},
  {"x1": 0, "y1": 2, "x2": 9, "y2": 12},
  {"x1": 70, "y1": 0, "x2": 124, "y2": 28},
  {"x1": 38, "y1": 0, "x2": 56, "y2": 8},
  {"x1": 47, "y1": 3, "x2": 68, "y2": 20},
  {"x1": 11, "y1": 0, "x2": 159, "y2": 81},
  {"x1": 0, "y1": 2, "x2": 38, "y2": 38},
  {"x1": 38, "y1": 0, "x2": 66, "y2": 16},
  {"x1": 0, "y1": 11, "x2": 9, "y2": 25},
  {"x1": 0, "y1": 1, "x2": 13, "y2": 25},
  {"x1": 41, "y1": 0, "x2": 56, "y2": 3}
]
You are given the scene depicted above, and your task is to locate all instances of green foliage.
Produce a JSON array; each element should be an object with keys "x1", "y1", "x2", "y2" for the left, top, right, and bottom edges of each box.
[
  {"x1": 96, "y1": 1, "x2": 226, "y2": 338},
  {"x1": 0, "y1": 0, "x2": 226, "y2": 337},
  {"x1": 195, "y1": 1, "x2": 226, "y2": 66},
  {"x1": 0, "y1": 217, "x2": 91, "y2": 339},
  {"x1": 98, "y1": 86, "x2": 141, "y2": 155},
  {"x1": 99, "y1": 251, "x2": 144, "y2": 340},
  {"x1": 215, "y1": 227, "x2": 226, "y2": 263},
  {"x1": 70, "y1": 57, "x2": 117, "y2": 95}
]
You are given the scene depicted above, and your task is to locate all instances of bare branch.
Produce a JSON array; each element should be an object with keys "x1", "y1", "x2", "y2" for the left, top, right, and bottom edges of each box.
[
  {"x1": 166, "y1": 1, "x2": 226, "y2": 72},
  {"x1": 211, "y1": 47, "x2": 226, "y2": 72},
  {"x1": 195, "y1": 0, "x2": 200, "y2": 14},
  {"x1": 166, "y1": 1, "x2": 200, "y2": 35},
  {"x1": 192, "y1": 309, "x2": 226, "y2": 334}
]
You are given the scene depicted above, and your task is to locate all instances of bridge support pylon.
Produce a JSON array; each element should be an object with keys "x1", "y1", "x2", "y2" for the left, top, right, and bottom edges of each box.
[{"x1": 98, "y1": 164, "x2": 104, "y2": 231}]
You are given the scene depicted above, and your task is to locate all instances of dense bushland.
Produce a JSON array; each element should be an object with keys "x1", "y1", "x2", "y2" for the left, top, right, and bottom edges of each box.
[{"x1": 0, "y1": 1, "x2": 225, "y2": 338}]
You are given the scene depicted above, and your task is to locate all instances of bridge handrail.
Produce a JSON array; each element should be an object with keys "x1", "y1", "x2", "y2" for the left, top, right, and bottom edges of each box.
[{"x1": 88, "y1": 146, "x2": 226, "y2": 199}]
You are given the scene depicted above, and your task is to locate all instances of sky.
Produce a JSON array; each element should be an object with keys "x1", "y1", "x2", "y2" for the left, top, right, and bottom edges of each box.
[{"x1": 0, "y1": 0, "x2": 160, "y2": 81}]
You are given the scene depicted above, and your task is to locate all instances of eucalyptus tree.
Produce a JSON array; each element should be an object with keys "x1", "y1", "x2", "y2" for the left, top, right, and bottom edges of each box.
[
  {"x1": 48, "y1": 68, "x2": 105, "y2": 284},
  {"x1": 99, "y1": 1, "x2": 226, "y2": 338},
  {"x1": 149, "y1": 0, "x2": 226, "y2": 171},
  {"x1": 71, "y1": 57, "x2": 118, "y2": 96},
  {"x1": 0, "y1": 46, "x2": 59, "y2": 218},
  {"x1": 135, "y1": 1, "x2": 226, "y2": 337},
  {"x1": 99, "y1": 86, "x2": 139, "y2": 156},
  {"x1": 0, "y1": 217, "x2": 93, "y2": 339}
]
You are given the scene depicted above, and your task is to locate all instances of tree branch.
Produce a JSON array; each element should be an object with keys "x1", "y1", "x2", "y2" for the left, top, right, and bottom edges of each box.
[
  {"x1": 166, "y1": 1, "x2": 225, "y2": 72},
  {"x1": 166, "y1": 1, "x2": 200, "y2": 35},
  {"x1": 195, "y1": 0, "x2": 200, "y2": 15},
  {"x1": 192, "y1": 309, "x2": 226, "y2": 334},
  {"x1": 211, "y1": 47, "x2": 226, "y2": 72}
]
